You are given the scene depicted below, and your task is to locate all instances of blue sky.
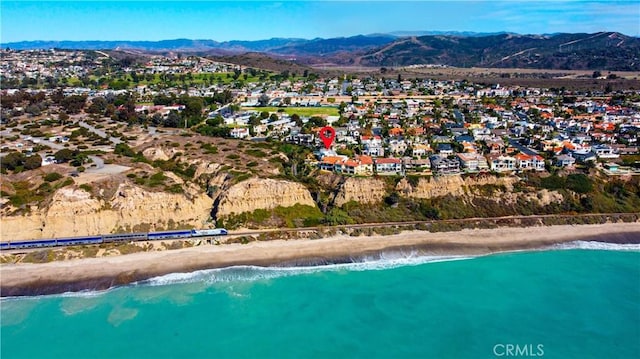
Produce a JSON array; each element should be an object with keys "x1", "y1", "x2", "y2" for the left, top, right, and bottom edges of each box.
[{"x1": 1, "y1": 1, "x2": 639, "y2": 43}]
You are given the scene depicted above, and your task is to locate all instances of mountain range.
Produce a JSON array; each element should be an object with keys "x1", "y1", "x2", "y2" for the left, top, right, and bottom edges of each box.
[{"x1": 6, "y1": 32, "x2": 640, "y2": 70}]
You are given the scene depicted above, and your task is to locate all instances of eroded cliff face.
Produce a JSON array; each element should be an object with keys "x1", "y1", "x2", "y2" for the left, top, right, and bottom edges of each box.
[
  {"x1": 333, "y1": 177, "x2": 388, "y2": 206},
  {"x1": 394, "y1": 175, "x2": 563, "y2": 207},
  {"x1": 1, "y1": 184, "x2": 213, "y2": 241},
  {"x1": 395, "y1": 175, "x2": 517, "y2": 199},
  {"x1": 214, "y1": 178, "x2": 316, "y2": 218}
]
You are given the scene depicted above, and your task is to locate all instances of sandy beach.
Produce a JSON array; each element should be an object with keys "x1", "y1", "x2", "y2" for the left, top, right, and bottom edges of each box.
[{"x1": 2, "y1": 223, "x2": 639, "y2": 297}]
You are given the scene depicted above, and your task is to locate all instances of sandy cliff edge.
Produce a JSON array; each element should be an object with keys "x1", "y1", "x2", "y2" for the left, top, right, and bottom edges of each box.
[{"x1": 1, "y1": 223, "x2": 639, "y2": 297}]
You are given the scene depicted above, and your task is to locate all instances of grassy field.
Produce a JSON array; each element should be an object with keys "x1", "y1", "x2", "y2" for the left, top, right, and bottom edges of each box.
[
  {"x1": 86, "y1": 72, "x2": 267, "y2": 88},
  {"x1": 242, "y1": 106, "x2": 339, "y2": 116}
]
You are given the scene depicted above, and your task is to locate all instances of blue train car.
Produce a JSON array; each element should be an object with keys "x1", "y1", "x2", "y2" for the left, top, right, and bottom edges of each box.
[
  {"x1": 9, "y1": 239, "x2": 58, "y2": 249},
  {"x1": 148, "y1": 230, "x2": 193, "y2": 240},
  {"x1": 102, "y1": 232, "x2": 148, "y2": 243},
  {"x1": 0, "y1": 242, "x2": 10, "y2": 250},
  {"x1": 56, "y1": 236, "x2": 103, "y2": 246}
]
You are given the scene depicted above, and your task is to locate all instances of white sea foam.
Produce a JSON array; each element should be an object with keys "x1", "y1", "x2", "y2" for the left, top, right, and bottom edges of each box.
[
  {"x1": 551, "y1": 241, "x2": 640, "y2": 251},
  {"x1": 57, "y1": 289, "x2": 113, "y2": 298},
  {"x1": 142, "y1": 253, "x2": 475, "y2": 287},
  {"x1": 140, "y1": 270, "x2": 212, "y2": 286},
  {"x1": 141, "y1": 241, "x2": 639, "y2": 288}
]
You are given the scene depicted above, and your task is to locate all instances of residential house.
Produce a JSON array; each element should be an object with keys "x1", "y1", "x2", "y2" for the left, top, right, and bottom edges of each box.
[
  {"x1": 485, "y1": 138, "x2": 505, "y2": 154},
  {"x1": 432, "y1": 135, "x2": 452, "y2": 143},
  {"x1": 515, "y1": 153, "x2": 545, "y2": 171},
  {"x1": 430, "y1": 155, "x2": 461, "y2": 175},
  {"x1": 437, "y1": 143, "x2": 454, "y2": 156},
  {"x1": 375, "y1": 158, "x2": 402, "y2": 175},
  {"x1": 462, "y1": 141, "x2": 478, "y2": 153},
  {"x1": 457, "y1": 153, "x2": 489, "y2": 172},
  {"x1": 319, "y1": 156, "x2": 347, "y2": 171},
  {"x1": 515, "y1": 153, "x2": 533, "y2": 170},
  {"x1": 362, "y1": 135, "x2": 384, "y2": 157},
  {"x1": 388, "y1": 139, "x2": 408, "y2": 156},
  {"x1": 555, "y1": 154, "x2": 576, "y2": 167},
  {"x1": 388, "y1": 127, "x2": 404, "y2": 137},
  {"x1": 487, "y1": 154, "x2": 516, "y2": 173},
  {"x1": 531, "y1": 155, "x2": 546, "y2": 171},
  {"x1": 230, "y1": 127, "x2": 250, "y2": 139},
  {"x1": 592, "y1": 144, "x2": 619, "y2": 159},
  {"x1": 402, "y1": 157, "x2": 431, "y2": 172},
  {"x1": 335, "y1": 155, "x2": 374, "y2": 176},
  {"x1": 472, "y1": 127, "x2": 492, "y2": 141},
  {"x1": 571, "y1": 150, "x2": 597, "y2": 163},
  {"x1": 412, "y1": 144, "x2": 432, "y2": 158}
]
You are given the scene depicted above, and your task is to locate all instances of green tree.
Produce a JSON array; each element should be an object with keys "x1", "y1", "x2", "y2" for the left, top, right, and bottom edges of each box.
[
  {"x1": 54, "y1": 148, "x2": 75, "y2": 163},
  {"x1": 291, "y1": 113, "x2": 302, "y2": 127},
  {"x1": 258, "y1": 94, "x2": 270, "y2": 107},
  {"x1": 87, "y1": 97, "x2": 108, "y2": 114},
  {"x1": 0, "y1": 152, "x2": 26, "y2": 171},
  {"x1": 114, "y1": 143, "x2": 136, "y2": 157},
  {"x1": 23, "y1": 155, "x2": 42, "y2": 170},
  {"x1": 181, "y1": 96, "x2": 204, "y2": 120},
  {"x1": 163, "y1": 111, "x2": 181, "y2": 127},
  {"x1": 61, "y1": 95, "x2": 87, "y2": 114}
]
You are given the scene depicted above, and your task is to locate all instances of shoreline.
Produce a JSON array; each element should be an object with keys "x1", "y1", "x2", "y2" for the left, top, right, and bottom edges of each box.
[{"x1": 1, "y1": 223, "x2": 639, "y2": 297}]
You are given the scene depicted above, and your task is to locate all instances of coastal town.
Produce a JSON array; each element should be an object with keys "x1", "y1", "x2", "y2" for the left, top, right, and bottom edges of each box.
[
  {"x1": 2, "y1": 48, "x2": 639, "y2": 182},
  {"x1": 3, "y1": 0, "x2": 640, "y2": 357}
]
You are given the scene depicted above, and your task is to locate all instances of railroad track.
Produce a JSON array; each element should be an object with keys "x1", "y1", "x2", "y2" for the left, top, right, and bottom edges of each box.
[
  {"x1": 2, "y1": 213, "x2": 638, "y2": 254},
  {"x1": 230, "y1": 212, "x2": 639, "y2": 236}
]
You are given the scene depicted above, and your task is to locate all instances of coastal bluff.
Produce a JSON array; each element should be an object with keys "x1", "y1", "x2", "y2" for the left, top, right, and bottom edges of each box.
[
  {"x1": 396, "y1": 175, "x2": 517, "y2": 199},
  {"x1": 333, "y1": 177, "x2": 387, "y2": 206},
  {"x1": 214, "y1": 178, "x2": 316, "y2": 218},
  {"x1": 1, "y1": 184, "x2": 212, "y2": 241}
]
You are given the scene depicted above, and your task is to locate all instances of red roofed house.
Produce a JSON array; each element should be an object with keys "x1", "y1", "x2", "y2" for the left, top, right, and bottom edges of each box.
[
  {"x1": 515, "y1": 153, "x2": 545, "y2": 171},
  {"x1": 388, "y1": 128, "x2": 404, "y2": 137},
  {"x1": 319, "y1": 156, "x2": 347, "y2": 171},
  {"x1": 375, "y1": 157, "x2": 402, "y2": 175},
  {"x1": 334, "y1": 155, "x2": 374, "y2": 176}
]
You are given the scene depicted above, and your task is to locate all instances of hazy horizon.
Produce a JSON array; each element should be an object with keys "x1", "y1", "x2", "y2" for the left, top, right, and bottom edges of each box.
[
  {"x1": 5, "y1": 30, "x2": 639, "y2": 45},
  {"x1": 1, "y1": 1, "x2": 639, "y2": 43}
]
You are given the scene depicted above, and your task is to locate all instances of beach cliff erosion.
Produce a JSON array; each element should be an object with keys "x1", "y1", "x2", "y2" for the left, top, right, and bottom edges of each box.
[{"x1": 1, "y1": 223, "x2": 639, "y2": 297}]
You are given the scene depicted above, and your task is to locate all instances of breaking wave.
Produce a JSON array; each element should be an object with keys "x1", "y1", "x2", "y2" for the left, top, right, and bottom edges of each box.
[
  {"x1": 551, "y1": 241, "x2": 640, "y2": 251},
  {"x1": 141, "y1": 252, "x2": 475, "y2": 287}
]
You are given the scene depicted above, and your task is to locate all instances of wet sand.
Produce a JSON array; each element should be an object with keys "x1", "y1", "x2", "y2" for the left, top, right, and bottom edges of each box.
[{"x1": 1, "y1": 223, "x2": 639, "y2": 297}]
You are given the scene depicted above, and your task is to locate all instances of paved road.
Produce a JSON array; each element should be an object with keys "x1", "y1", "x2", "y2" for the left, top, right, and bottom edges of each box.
[
  {"x1": 508, "y1": 139, "x2": 539, "y2": 155},
  {"x1": 78, "y1": 121, "x2": 122, "y2": 145},
  {"x1": 87, "y1": 155, "x2": 104, "y2": 170}
]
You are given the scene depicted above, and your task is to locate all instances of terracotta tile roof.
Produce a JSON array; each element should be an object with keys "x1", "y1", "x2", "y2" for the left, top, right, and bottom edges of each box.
[
  {"x1": 321, "y1": 156, "x2": 343, "y2": 165},
  {"x1": 375, "y1": 158, "x2": 401, "y2": 164}
]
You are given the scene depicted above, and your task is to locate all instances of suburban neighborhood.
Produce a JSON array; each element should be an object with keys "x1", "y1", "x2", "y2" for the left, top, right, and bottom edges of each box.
[{"x1": 1, "y1": 48, "x2": 640, "y2": 182}]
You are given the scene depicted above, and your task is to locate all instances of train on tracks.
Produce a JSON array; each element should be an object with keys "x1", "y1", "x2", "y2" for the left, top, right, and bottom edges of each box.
[{"x1": 0, "y1": 228, "x2": 228, "y2": 251}]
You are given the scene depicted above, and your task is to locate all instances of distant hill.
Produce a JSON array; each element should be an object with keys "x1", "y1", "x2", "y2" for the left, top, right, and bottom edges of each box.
[
  {"x1": 6, "y1": 32, "x2": 639, "y2": 70},
  {"x1": 387, "y1": 31, "x2": 514, "y2": 37},
  {"x1": 4, "y1": 35, "x2": 394, "y2": 54},
  {"x1": 358, "y1": 32, "x2": 640, "y2": 70},
  {"x1": 267, "y1": 35, "x2": 396, "y2": 56},
  {"x1": 4, "y1": 39, "x2": 223, "y2": 51},
  {"x1": 212, "y1": 53, "x2": 314, "y2": 74}
]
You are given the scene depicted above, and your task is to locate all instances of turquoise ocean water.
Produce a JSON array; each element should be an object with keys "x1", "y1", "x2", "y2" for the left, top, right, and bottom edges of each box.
[{"x1": 2, "y1": 241, "x2": 639, "y2": 358}]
